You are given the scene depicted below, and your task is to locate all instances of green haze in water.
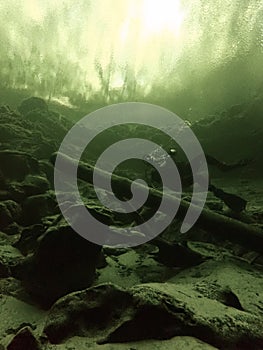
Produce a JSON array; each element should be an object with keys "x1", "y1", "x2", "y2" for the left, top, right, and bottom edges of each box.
[{"x1": 0, "y1": 0, "x2": 262, "y2": 119}]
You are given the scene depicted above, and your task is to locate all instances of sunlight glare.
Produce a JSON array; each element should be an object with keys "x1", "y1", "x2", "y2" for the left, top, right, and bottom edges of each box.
[{"x1": 140, "y1": 0, "x2": 185, "y2": 37}]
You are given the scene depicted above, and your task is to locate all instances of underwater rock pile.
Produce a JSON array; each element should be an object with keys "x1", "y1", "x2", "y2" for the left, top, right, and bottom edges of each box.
[{"x1": 0, "y1": 98, "x2": 262, "y2": 349}]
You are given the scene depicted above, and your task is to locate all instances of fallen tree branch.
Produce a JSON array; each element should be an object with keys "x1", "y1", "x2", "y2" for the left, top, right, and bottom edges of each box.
[{"x1": 50, "y1": 152, "x2": 263, "y2": 253}]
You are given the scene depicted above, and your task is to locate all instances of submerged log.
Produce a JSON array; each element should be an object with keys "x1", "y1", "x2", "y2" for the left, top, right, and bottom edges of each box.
[{"x1": 50, "y1": 152, "x2": 263, "y2": 253}]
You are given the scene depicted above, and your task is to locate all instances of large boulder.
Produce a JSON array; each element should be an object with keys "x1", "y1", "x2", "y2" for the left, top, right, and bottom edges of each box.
[
  {"x1": 43, "y1": 259, "x2": 263, "y2": 348},
  {"x1": 14, "y1": 223, "x2": 102, "y2": 307}
]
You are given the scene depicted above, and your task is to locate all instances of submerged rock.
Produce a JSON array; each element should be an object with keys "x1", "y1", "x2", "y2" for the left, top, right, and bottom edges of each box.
[
  {"x1": 7, "y1": 326, "x2": 41, "y2": 350},
  {"x1": 0, "y1": 245, "x2": 24, "y2": 278},
  {"x1": 13, "y1": 223, "x2": 46, "y2": 255},
  {"x1": 21, "y1": 175, "x2": 50, "y2": 196},
  {"x1": 44, "y1": 283, "x2": 133, "y2": 344},
  {"x1": 18, "y1": 97, "x2": 48, "y2": 116},
  {"x1": 0, "y1": 150, "x2": 39, "y2": 182},
  {"x1": 0, "y1": 200, "x2": 21, "y2": 230},
  {"x1": 150, "y1": 236, "x2": 207, "y2": 267},
  {"x1": 21, "y1": 192, "x2": 58, "y2": 225},
  {"x1": 14, "y1": 223, "x2": 102, "y2": 307},
  {"x1": 0, "y1": 295, "x2": 45, "y2": 347},
  {"x1": 0, "y1": 101, "x2": 71, "y2": 160},
  {"x1": 43, "y1": 275, "x2": 263, "y2": 348}
]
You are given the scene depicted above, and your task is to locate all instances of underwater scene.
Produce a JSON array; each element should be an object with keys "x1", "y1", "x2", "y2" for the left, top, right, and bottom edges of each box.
[{"x1": 0, "y1": 0, "x2": 263, "y2": 349}]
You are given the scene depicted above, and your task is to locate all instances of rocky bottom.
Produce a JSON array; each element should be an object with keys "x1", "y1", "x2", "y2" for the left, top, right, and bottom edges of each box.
[{"x1": 0, "y1": 98, "x2": 262, "y2": 349}]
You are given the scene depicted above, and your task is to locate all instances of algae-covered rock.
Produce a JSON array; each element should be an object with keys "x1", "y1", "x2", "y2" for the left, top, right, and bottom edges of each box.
[
  {"x1": 0, "y1": 100, "x2": 71, "y2": 159},
  {"x1": 0, "y1": 151, "x2": 39, "y2": 182},
  {"x1": 0, "y1": 200, "x2": 21, "y2": 230},
  {"x1": 43, "y1": 266, "x2": 263, "y2": 348},
  {"x1": 0, "y1": 245, "x2": 24, "y2": 277},
  {"x1": 44, "y1": 283, "x2": 133, "y2": 344},
  {"x1": 13, "y1": 223, "x2": 46, "y2": 255},
  {"x1": 168, "y1": 258, "x2": 263, "y2": 318},
  {"x1": 21, "y1": 192, "x2": 58, "y2": 225},
  {"x1": 21, "y1": 174, "x2": 50, "y2": 196},
  {"x1": 18, "y1": 97, "x2": 48, "y2": 116}
]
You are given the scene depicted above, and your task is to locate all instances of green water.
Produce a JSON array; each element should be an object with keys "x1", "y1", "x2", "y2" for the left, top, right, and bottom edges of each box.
[{"x1": 0, "y1": 0, "x2": 262, "y2": 119}]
